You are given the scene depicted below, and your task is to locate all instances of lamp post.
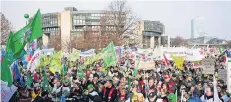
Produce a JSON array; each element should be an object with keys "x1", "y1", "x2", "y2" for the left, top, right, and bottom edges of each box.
[
  {"x1": 24, "y1": 13, "x2": 29, "y2": 24},
  {"x1": 24, "y1": 14, "x2": 30, "y2": 50}
]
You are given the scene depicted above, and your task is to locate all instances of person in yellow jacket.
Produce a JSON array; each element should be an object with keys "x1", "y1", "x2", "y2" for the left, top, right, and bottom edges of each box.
[{"x1": 32, "y1": 83, "x2": 42, "y2": 99}]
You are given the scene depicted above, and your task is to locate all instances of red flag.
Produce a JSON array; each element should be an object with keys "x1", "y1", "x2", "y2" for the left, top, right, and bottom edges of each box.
[
  {"x1": 224, "y1": 55, "x2": 227, "y2": 63},
  {"x1": 163, "y1": 54, "x2": 169, "y2": 67}
]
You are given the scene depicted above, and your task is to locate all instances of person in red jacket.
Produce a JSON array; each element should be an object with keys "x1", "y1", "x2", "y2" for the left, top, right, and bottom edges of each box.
[
  {"x1": 101, "y1": 76, "x2": 117, "y2": 102},
  {"x1": 163, "y1": 74, "x2": 175, "y2": 94}
]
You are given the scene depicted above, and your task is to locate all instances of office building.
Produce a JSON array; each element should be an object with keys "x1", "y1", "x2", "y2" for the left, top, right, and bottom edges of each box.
[
  {"x1": 134, "y1": 20, "x2": 170, "y2": 48},
  {"x1": 191, "y1": 17, "x2": 207, "y2": 38},
  {"x1": 39, "y1": 7, "x2": 124, "y2": 51}
]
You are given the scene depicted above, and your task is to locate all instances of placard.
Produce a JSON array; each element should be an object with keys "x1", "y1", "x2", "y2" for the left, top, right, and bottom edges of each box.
[
  {"x1": 1, "y1": 81, "x2": 18, "y2": 102},
  {"x1": 202, "y1": 58, "x2": 215, "y2": 74},
  {"x1": 136, "y1": 60, "x2": 155, "y2": 70},
  {"x1": 218, "y1": 69, "x2": 227, "y2": 83}
]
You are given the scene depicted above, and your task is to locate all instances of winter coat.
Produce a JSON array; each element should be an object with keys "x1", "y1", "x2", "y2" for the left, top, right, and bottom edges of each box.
[
  {"x1": 88, "y1": 91, "x2": 101, "y2": 102},
  {"x1": 221, "y1": 95, "x2": 230, "y2": 102},
  {"x1": 62, "y1": 87, "x2": 70, "y2": 97},
  {"x1": 188, "y1": 97, "x2": 202, "y2": 102},
  {"x1": 51, "y1": 85, "x2": 62, "y2": 102},
  {"x1": 200, "y1": 95, "x2": 222, "y2": 102}
]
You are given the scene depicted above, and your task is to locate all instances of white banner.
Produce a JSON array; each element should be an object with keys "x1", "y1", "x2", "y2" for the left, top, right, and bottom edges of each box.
[
  {"x1": 185, "y1": 48, "x2": 204, "y2": 61},
  {"x1": 27, "y1": 49, "x2": 40, "y2": 72},
  {"x1": 79, "y1": 49, "x2": 95, "y2": 57},
  {"x1": 40, "y1": 48, "x2": 55, "y2": 55},
  {"x1": 162, "y1": 47, "x2": 204, "y2": 61},
  {"x1": 1, "y1": 80, "x2": 17, "y2": 102}
]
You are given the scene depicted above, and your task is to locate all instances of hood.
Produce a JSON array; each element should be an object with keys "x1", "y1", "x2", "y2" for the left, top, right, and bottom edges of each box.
[{"x1": 193, "y1": 88, "x2": 201, "y2": 97}]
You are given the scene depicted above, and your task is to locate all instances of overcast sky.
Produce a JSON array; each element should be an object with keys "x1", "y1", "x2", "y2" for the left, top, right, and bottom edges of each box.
[{"x1": 1, "y1": 0, "x2": 231, "y2": 39}]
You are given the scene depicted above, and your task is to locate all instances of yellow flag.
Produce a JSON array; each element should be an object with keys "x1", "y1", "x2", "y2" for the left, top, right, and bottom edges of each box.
[
  {"x1": 84, "y1": 54, "x2": 101, "y2": 65},
  {"x1": 84, "y1": 55, "x2": 95, "y2": 65},
  {"x1": 49, "y1": 51, "x2": 62, "y2": 73},
  {"x1": 171, "y1": 54, "x2": 184, "y2": 70},
  {"x1": 69, "y1": 49, "x2": 80, "y2": 61}
]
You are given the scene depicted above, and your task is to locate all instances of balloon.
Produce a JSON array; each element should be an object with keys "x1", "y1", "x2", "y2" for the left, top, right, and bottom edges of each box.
[{"x1": 24, "y1": 14, "x2": 29, "y2": 19}]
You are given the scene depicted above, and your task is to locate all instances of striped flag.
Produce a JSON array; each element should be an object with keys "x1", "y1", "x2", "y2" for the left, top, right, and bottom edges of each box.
[{"x1": 163, "y1": 54, "x2": 169, "y2": 67}]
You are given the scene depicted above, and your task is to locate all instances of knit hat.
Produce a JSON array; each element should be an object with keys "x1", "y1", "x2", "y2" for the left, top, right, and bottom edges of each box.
[
  {"x1": 104, "y1": 76, "x2": 112, "y2": 82},
  {"x1": 64, "y1": 79, "x2": 69, "y2": 83},
  {"x1": 87, "y1": 84, "x2": 94, "y2": 90}
]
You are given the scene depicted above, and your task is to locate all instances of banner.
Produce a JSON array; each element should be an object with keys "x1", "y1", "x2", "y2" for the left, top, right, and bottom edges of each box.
[
  {"x1": 185, "y1": 49, "x2": 204, "y2": 61},
  {"x1": 40, "y1": 48, "x2": 55, "y2": 55},
  {"x1": 27, "y1": 49, "x2": 40, "y2": 72},
  {"x1": 1, "y1": 80, "x2": 17, "y2": 102},
  {"x1": 162, "y1": 47, "x2": 204, "y2": 61},
  {"x1": 79, "y1": 49, "x2": 95, "y2": 57},
  {"x1": 100, "y1": 42, "x2": 117, "y2": 68}
]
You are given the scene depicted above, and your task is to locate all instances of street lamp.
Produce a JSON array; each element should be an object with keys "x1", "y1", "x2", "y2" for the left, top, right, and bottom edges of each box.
[
  {"x1": 24, "y1": 13, "x2": 29, "y2": 24},
  {"x1": 24, "y1": 13, "x2": 30, "y2": 50}
]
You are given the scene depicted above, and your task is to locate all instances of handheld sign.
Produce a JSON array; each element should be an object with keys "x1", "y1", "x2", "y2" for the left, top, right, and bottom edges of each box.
[
  {"x1": 202, "y1": 58, "x2": 215, "y2": 74},
  {"x1": 218, "y1": 69, "x2": 227, "y2": 83}
]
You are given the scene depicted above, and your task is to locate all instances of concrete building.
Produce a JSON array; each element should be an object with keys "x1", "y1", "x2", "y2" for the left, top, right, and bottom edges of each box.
[
  {"x1": 191, "y1": 17, "x2": 207, "y2": 38},
  {"x1": 134, "y1": 20, "x2": 170, "y2": 49},
  {"x1": 39, "y1": 7, "x2": 124, "y2": 51}
]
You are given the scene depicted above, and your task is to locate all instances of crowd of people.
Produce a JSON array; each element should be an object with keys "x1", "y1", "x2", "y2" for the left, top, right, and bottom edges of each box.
[{"x1": 9, "y1": 52, "x2": 231, "y2": 102}]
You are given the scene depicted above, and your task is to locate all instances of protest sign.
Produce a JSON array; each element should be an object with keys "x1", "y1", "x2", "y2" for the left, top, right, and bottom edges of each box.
[
  {"x1": 136, "y1": 60, "x2": 155, "y2": 70},
  {"x1": 218, "y1": 69, "x2": 227, "y2": 83},
  {"x1": 202, "y1": 58, "x2": 215, "y2": 74}
]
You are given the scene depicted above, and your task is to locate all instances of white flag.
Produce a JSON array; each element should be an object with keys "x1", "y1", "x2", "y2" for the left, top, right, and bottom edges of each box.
[{"x1": 27, "y1": 49, "x2": 40, "y2": 72}]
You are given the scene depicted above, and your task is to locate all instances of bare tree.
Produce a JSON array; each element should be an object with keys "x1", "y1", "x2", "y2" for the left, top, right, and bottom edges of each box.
[
  {"x1": 1, "y1": 13, "x2": 13, "y2": 45},
  {"x1": 171, "y1": 36, "x2": 187, "y2": 47},
  {"x1": 62, "y1": 40, "x2": 75, "y2": 53},
  {"x1": 101, "y1": 0, "x2": 138, "y2": 46},
  {"x1": 49, "y1": 33, "x2": 61, "y2": 50}
]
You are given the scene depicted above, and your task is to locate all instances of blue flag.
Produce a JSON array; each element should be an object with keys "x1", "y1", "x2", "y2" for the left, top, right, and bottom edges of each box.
[
  {"x1": 12, "y1": 61, "x2": 21, "y2": 80},
  {"x1": 226, "y1": 49, "x2": 231, "y2": 58}
]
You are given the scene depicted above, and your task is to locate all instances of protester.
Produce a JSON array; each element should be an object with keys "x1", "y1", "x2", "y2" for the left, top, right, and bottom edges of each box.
[
  {"x1": 5, "y1": 46, "x2": 231, "y2": 102},
  {"x1": 101, "y1": 76, "x2": 117, "y2": 102}
]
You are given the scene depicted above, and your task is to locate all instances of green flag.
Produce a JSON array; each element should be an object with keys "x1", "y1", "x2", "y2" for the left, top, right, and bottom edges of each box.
[
  {"x1": 132, "y1": 58, "x2": 140, "y2": 77},
  {"x1": 42, "y1": 71, "x2": 49, "y2": 91},
  {"x1": 12, "y1": 9, "x2": 42, "y2": 57},
  {"x1": 26, "y1": 72, "x2": 33, "y2": 87},
  {"x1": 61, "y1": 64, "x2": 67, "y2": 76},
  {"x1": 5, "y1": 33, "x2": 15, "y2": 64},
  {"x1": 167, "y1": 90, "x2": 177, "y2": 102},
  {"x1": 77, "y1": 65, "x2": 85, "y2": 79},
  {"x1": 219, "y1": 46, "x2": 225, "y2": 54},
  {"x1": 100, "y1": 42, "x2": 117, "y2": 68},
  {"x1": 1, "y1": 33, "x2": 14, "y2": 87}
]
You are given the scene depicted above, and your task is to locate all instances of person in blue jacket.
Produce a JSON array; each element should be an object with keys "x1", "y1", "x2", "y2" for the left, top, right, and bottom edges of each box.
[{"x1": 188, "y1": 88, "x2": 202, "y2": 102}]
